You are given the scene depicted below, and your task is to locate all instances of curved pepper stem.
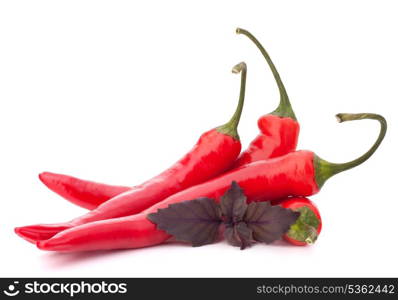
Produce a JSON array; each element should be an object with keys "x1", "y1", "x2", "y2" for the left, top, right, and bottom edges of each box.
[
  {"x1": 217, "y1": 62, "x2": 247, "y2": 140},
  {"x1": 236, "y1": 28, "x2": 296, "y2": 121},
  {"x1": 315, "y1": 113, "x2": 387, "y2": 188}
]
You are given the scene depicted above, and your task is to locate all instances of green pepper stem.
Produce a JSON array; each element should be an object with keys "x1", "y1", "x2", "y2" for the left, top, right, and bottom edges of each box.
[
  {"x1": 286, "y1": 206, "x2": 320, "y2": 244},
  {"x1": 216, "y1": 62, "x2": 247, "y2": 140},
  {"x1": 236, "y1": 28, "x2": 296, "y2": 120},
  {"x1": 304, "y1": 226, "x2": 318, "y2": 245},
  {"x1": 315, "y1": 113, "x2": 387, "y2": 188}
]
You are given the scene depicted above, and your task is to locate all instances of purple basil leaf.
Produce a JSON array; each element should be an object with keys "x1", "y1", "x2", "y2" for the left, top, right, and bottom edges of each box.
[
  {"x1": 244, "y1": 201, "x2": 300, "y2": 244},
  {"x1": 224, "y1": 222, "x2": 254, "y2": 250},
  {"x1": 147, "y1": 197, "x2": 222, "y2": 247},
  {"x1": 220, "y1": 181, "x2": 247, "y2": 224}
]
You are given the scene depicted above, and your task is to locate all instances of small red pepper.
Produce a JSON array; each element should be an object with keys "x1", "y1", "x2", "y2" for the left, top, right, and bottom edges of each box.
[
  {"x1": 274, "y1": 197, "x2": 322, "y2": 246},
  {"x1": 36, "y1": 113, "x2": 386, "y2": 252},
  {"x1": 15, "y1": 62, "x2": 248, "y2": 243},
  {"x1": 38, "y1": 28, "x2": 299, "y2": 210}
]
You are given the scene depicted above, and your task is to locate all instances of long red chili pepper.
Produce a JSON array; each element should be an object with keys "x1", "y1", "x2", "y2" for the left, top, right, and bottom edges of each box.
[
  {"x1": 232, "y1": 28, "x2": 299, "y2": 168},
  {"x1": 36, "y1": 113, "x2": 386, "y2": 252},
  {"x1": 39, "y1": 172, "x2": 131, "y2": 210},
  {"x1": 274, "y1": 197, "x2": 322, "y2": 246},
  {"x1": 15, "y1": 62, "x2": 248, "y2": 243},
  {"x1": 38, "y1": 28, "x2": 299, "y2": 210}
]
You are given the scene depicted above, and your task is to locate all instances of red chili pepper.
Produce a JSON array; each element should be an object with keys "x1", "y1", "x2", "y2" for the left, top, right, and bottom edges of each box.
[
  {"x1": 15, "y1": 62, "x2": 248, "y2": 243},
  {"x1": 232, "y1": 28, "x2": 299, "y2": 168},
  {"x1": 38, "y1": 29, "x2": 299, "y2": 210},
  {"x1": 274, "y1": 197, "x2": 322, "y2": 246},
  {"x1": 39, "y1": 172, "x2": 131, "y2": 210},
  {"x1": 36, "y1": 113, "x2": 386, "y2": 252}
]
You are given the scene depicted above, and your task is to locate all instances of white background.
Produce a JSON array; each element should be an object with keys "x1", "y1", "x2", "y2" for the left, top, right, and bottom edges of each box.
[{"x1": 1, "y1": 0, "x2": 397, "y2": 277}]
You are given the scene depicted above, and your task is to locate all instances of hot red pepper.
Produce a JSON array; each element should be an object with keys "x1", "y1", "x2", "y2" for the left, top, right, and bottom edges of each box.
[
  {"x1": 274, "y1": 197, "x2": 322, "y2": 246},
  {"x1": 39, "y1": 172, "x2": 131, "y2": 210},
  {"x1": 36, "y1": 113, "x2": 386, "y2": 252},
  {"x1": 232, "y1": 28, "x2": 299, "y2": 168},
  {"x1": 15, "y1": 62, "x2": 248, "y2": 243},
  {"x1": 38, "y1": 28, "x2": 299, "y2": 210}
]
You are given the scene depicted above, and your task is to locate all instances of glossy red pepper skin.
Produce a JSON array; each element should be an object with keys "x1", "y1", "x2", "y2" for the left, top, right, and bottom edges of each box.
[
  {"x1": 232, "y1": 115, "x2": 299, "y2": 168},
  {"x1": 16, "y1": 129, "x2": 241, "y2": 243},
  {"x1": 39, "y1": 172, "x2": 131, "y2": 210},
  {"x1": 276, "y1": 197, "x2": 322, "y2": 246},
  {"x1": 37, "y1": 150, "x2": 320, "y2": 252},
  {"x1": 36, "y1": 215, "x2": 167, "y2": 252}
]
